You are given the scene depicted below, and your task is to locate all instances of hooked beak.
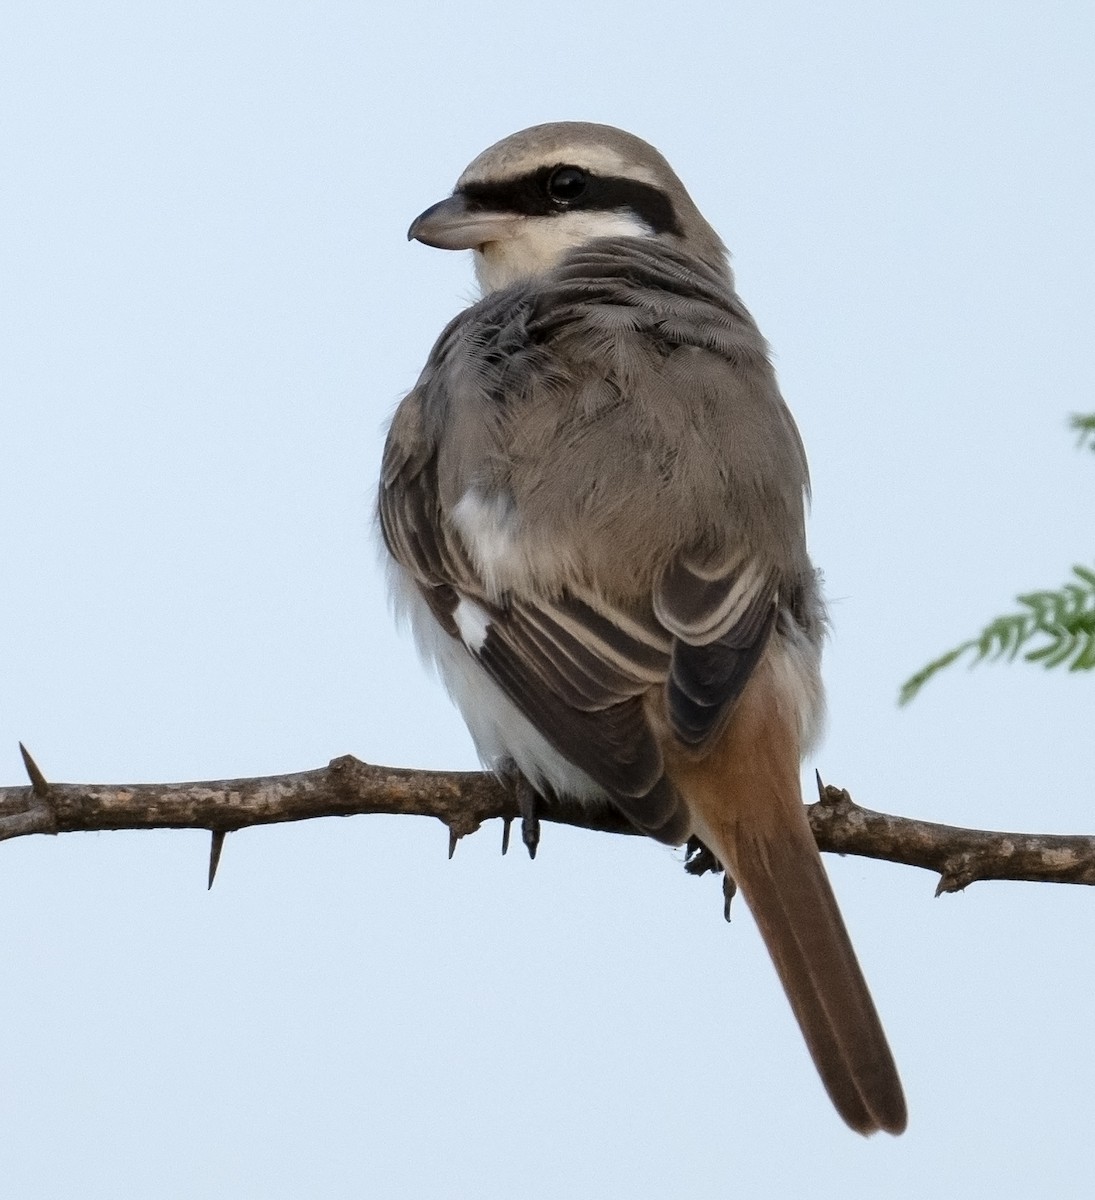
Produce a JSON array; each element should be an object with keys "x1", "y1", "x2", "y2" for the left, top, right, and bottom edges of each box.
[{"x1": 407, "y1": 193, "x2": 523, "y2": 251}]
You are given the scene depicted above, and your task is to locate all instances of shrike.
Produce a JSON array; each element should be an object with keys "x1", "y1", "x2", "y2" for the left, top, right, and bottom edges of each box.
[{"x1": 379, "y1": 122, "x2": 906, "y2": 1135}]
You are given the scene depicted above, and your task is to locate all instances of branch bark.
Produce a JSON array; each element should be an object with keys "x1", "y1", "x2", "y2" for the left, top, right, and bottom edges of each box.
[{"x1": 4, "y1": 746, "x2": 1094, "y2": 895}]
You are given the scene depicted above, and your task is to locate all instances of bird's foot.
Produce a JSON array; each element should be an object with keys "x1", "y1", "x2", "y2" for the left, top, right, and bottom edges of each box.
[
  {"x1": 502, "y1": 769, "x2": 542, "y2": 860},
  {"x1": 683, "y1": 835, "x2": 720, "y2": 876},
  {"x1": 683, "y1": 835, "x2": 736, "y2": 922},
  {"x1": 517, "y1": 775, "x2": 541, "y2": 860}
]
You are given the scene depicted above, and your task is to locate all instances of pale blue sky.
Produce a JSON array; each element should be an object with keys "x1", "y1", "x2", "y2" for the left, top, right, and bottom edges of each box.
[{"x1": 2, "y1": 3, "x2": 1094, "y2": 1197}]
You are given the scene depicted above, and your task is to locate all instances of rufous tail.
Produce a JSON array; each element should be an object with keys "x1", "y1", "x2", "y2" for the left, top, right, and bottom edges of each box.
[{"x1": 667, "y1": 663, "x2": 907, "y2": 1135}]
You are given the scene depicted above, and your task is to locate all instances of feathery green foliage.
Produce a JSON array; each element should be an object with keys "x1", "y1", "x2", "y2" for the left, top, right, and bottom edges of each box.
[
  {"x1": 899, "y1": 566, "x2": 1095, "y2": 704},
  {"x1": 900, "y1": 414, "x2": 1095, "y2": 704},
  {"x1": 1072, "y1": 412, "x2": 1095, "y2": 451}
]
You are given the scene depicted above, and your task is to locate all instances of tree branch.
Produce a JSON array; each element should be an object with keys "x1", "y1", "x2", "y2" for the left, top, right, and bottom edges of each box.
[{"x1": 3, "y1": 746, "x2": 1094, "y2": 895}]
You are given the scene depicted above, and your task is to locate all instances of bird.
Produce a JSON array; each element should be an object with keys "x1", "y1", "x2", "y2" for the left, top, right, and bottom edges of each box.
[{"x1": 378, "y1": 121, "x2": 906, "y2": 1135}]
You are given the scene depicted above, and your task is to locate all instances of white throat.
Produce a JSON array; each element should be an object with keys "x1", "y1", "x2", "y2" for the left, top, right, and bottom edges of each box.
[{"x1": 473, "y1": 209, "x2": 654, "y2": 293}]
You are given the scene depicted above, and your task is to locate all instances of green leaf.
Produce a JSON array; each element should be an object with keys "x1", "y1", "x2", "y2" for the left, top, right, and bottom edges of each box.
[
  {"x1": 1071, "y1": 631, "x2": 1095, "y2": 671},
  {"x1": 1070, "y1": 412, "x2": 1095, "y2": 451},
  {"x1": 1036, "y1": 634, "x2": 1078, "y2": 669},
  {"x1": 897, "y1": 643, "x2": 976, "y2": 706},
  {"x1": 900, "y1": 563, "x2": 1095, "y2": 703}
]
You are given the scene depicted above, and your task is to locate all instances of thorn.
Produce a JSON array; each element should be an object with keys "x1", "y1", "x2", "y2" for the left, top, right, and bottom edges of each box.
[
  {"x1": 935, "y1": 857, "x2": 973, "y2": 896},
  {"x1": 515, "y1": 776, "x2": 540, "y2": 861},
  {"x1": 815, "y1": 768, "x2": 826, "y2": 802},
  {"x1": 207, "y1": 830, "x2": 226, "y2": 890},
  {"x1": 448, "y1": 827, "x2": 458, "y2": 860},
  {"x1": 19, "y1": 743, "x2": 50, "y2": 798},
  {"x1": 501, "y1": 816, "x2": 512, "y2": 856}
]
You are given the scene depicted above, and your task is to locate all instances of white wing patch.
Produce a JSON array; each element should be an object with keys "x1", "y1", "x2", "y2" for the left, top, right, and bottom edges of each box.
[
  {"x1": 451, "y1": 489, "x2": 523, "y2": 595},
  {"x1": 453, "y1": 596, "x2": 492, "y2": 652}
]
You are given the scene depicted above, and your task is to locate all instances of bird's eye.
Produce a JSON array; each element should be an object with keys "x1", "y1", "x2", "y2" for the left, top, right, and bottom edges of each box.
[{"x1": 546, "y1": 167, "x2": 589, "y2": 203}]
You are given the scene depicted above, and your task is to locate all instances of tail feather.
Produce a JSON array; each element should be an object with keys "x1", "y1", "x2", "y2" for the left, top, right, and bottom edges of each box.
[
  {"x1": 729, "y1": 815, "x2": 906, "y2": 1134},
  {"x1": 667, "y1": 665, "x2": 907, "y2": 1135}
]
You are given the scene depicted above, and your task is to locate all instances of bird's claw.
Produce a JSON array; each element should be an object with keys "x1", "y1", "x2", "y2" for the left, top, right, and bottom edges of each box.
[
  {"x1": 504, "y1": 770, "x2": 541, "y2": 860},
  {"x1": 683, "y1": 835, "x2": 720, "y2": 877},
  {"x1": 683, "y1": 835, "x2": 735, "y2": 921},
  {"x1": 518, "y1": 783, "x2": 540, "y2": 860}
]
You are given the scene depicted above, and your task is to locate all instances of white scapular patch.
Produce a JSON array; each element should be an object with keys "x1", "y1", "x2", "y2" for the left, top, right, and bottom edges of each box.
[
  {"x1": 474, "y1": 209, "x2": 654, "y2": 294},
  {"x1": 453, "y1": 596, "x2": 492, "y2": 652},
  {"x1": 451, "y1": 489, "x2": 524, "y2": 595}
]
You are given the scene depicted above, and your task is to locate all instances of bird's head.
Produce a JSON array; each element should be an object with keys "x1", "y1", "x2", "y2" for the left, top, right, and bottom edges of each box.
[{"x1": 407, "y1": 122, "x2": 728, "y2": 294}]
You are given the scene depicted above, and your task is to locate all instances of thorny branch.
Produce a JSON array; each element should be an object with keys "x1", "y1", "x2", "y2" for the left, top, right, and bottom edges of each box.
[{"x1": 3, "y1": 745, "x2": 1094, "y2": 896}]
